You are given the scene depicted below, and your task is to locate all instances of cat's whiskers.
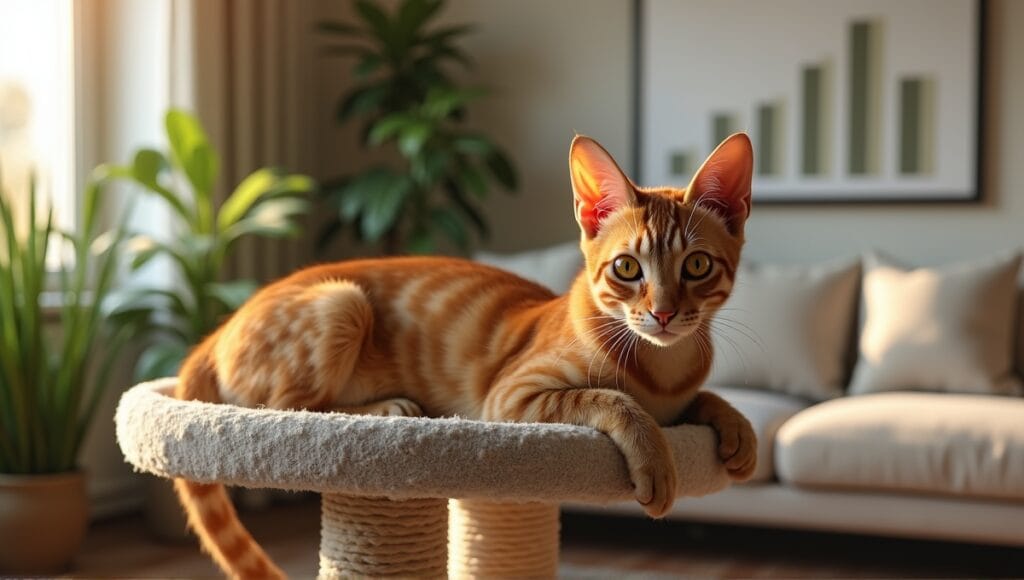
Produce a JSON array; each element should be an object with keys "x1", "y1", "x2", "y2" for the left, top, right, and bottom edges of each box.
[
  {"x1": 615, "y1": 332, "x2": 642, "y2": 391},
  {"x1": 708, "y1": 319, "x2": 765, "y2": 358},
  {"x1": 702, "y1": 314, "x2": 765, "y2": 380},
  {"x1": 569, "y1": 315, "x2": 620, "y2": 342},
  {"x1": 578, "y1": 314, "x2": 617, "y2": 322},
  {"x1": 704, "y1": 320, "x2": 753, "y2": 375},
  {"x1": 613, "y1": 333, "x2": 630, "y2": 390},
  {"x1": 701, "y1": 309, "x2": 765, "y2": 353},
  {"x1": 613, "y1": 329, "x2": 640, "y2": 391},
  {"x1": 596, "y1": 326, "x2": 634, "y2": 384},
  {"x1": 631, "y1": 331, "x2": 642, "y2": 368},
  {"x1": 553, "y1": 317, "x2": 622, "y2": 368},
  {"x1": 587, "y1": 324, "x2": 632, "y2": 389},
  {"x1": 579, "y1": 318, "x2": 627, "y2": 344},
  {"x1": 692, "y1": 326, "x2": 713, "y2": 365},
  {"x1": 581, "y1": 321, "x2": 627, "y2": 386},
  {"x1": 600, "y1": 325, "x2": 635, "y2": 391}
]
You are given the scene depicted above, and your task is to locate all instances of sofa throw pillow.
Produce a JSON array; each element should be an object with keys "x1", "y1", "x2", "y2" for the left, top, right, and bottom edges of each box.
[
  {"x1": 474, "y1": 240, "x2": 583, "y2": 295},
  {"x1": 705, "y1": 259, "x2": 861, "y2": 401},
  {"x1": 849, "y1": 252, "x2": 1023, "y2": 396}
]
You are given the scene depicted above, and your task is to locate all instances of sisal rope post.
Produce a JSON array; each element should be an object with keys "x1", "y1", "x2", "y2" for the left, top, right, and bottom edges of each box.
[
  {"x1": 318, "y1": 494, "x2": 448, "y2": 579},
  {"x1": 448, "y1": 499, "x2": 560, "y2": 579}
]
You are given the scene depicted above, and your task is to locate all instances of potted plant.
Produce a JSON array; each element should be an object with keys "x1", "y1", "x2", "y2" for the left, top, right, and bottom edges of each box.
[
  {"x1": 318, "y1": 0, "x2": 517, "y2": 255},
  {"x1": 104, "y1": 109, "x2": 315, "y2": 537},
  {"x1": 0, "y1": 173, "x2": 130, "y2": 574},
  {"x1": 108, "y1": 109, "x2": 316, "y2": 381}
]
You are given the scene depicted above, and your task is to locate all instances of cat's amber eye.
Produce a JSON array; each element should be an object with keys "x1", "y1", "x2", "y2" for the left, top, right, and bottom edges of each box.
[
  {"x1": 612, "y1": 256, "x2": 643, "y2": 281},
  {"x1": 682, "y1": 251, "x2": 713, "y2": 281}
]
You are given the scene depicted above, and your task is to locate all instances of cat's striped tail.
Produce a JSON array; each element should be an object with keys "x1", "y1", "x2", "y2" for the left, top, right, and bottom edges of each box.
[{"x1": 173, "y1": 340, "x2": 286, "y2": 579}]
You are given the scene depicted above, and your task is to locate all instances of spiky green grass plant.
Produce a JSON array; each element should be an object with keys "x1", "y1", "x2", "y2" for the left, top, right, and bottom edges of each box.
[{"x1": 0, "y1": 173, "x2": 128, "y2": 474}]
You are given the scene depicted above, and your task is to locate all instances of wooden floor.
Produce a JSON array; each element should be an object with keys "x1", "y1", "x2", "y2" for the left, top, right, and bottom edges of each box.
[
  {"x1": 68, "y1": 497, "x2": 1024, "y2": 578},
  {"x1": 560, "y1": 512, "x2": 1024, "y2": 578}
]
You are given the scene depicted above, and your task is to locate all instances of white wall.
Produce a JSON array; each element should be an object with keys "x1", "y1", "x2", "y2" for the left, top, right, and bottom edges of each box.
[
  {"x1": 441, "y1": 0, "x2": 633, "y2": 251},
  {"x1": 314, "y1": 0, "x2": 1022, "y2": 266}
]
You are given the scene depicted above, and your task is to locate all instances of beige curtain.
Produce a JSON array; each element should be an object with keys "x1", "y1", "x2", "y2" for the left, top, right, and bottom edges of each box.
[{"x1": 171, "y1": 0, "x2": 319, "y2": 283}]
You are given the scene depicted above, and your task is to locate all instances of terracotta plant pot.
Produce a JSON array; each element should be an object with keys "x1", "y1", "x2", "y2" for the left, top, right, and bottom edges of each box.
[{"x1": 0, "y1": 471, "x2": 88, "y2": 575}]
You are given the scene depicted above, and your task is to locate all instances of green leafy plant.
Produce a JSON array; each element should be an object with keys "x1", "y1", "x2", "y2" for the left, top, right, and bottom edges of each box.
[
  {"x1": 107, "y1": 110, "x2": 316, "y2": 381},
  {"x1": 0, "y1": 174, "x2": 129, "y2": 474},
  {"x1": 319, "y1": 0, "x2": 517, "y2": 254}
]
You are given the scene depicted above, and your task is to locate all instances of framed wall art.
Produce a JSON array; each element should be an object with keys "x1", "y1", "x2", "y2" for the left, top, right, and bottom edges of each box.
[{"x1": 634, "y1": 0, "x2": 985, "y2": 203}]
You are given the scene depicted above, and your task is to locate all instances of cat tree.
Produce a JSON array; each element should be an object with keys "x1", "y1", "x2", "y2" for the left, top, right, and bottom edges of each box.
[{"x1": 116, "y1": 379, "x2": 732, "y2": 578}]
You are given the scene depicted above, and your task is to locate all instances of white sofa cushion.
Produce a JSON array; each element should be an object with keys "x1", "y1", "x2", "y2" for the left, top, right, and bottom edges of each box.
[
  {"x1": 707, "y1": 386, "x2": 811, "y2": 483},
  {"x1": 474, "y1": 241, "x2": 582, "y2": 294},
  {"x1": 775, "y1": 392, "x2": 1024, "y2": 501},
  {"x1": 850, "y1": 252, "x2": 1023, "y2": 396},
  {"x1": 706, "y1": 259, "x2": 861, "y2": 400}
]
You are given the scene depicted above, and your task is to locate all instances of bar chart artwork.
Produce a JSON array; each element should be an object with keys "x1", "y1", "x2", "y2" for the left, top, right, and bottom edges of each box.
[{"x1": 643, "y1": 0, "x2": 981, "y2": 202}]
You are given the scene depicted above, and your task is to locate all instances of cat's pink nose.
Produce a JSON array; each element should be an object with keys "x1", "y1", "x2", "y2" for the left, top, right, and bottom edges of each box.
[{"x1": 650, "y1": 310, "x2": 677, "y2": 326}]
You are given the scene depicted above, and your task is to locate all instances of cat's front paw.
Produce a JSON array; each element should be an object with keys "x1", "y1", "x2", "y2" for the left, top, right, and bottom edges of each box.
[
  {"x1": 630, "y1": 456, "x2": 677, "y2": 518},
  {"x1": 710, "y1": 410, "x2": 757, "y2": 481},
  {"x1": 622, "y1": 429, "x2": 677, "y2": 518}
]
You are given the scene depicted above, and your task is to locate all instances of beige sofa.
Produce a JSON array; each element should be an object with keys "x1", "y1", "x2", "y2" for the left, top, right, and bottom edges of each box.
[{"x1": 476, "y1": 243, "x2": 1024, "y2": 547}]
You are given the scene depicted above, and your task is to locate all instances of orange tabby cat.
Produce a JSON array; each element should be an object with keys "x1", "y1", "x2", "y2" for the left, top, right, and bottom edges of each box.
[{"x1": 174, "y1": 134, "x2": 757, "y2": 578}]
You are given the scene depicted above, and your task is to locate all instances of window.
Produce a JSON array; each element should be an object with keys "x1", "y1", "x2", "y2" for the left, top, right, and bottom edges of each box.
[{"x1": 0, "y1": 0, "x2": 77, "y2": 264}]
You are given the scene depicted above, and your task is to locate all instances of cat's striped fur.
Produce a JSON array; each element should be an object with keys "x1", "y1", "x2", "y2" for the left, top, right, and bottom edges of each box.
[{"x1": 174, "y1": 134, "x2": 757, "y2": 578}]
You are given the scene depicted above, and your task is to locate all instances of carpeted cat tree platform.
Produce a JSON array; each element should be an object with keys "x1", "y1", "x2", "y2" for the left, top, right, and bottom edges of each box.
[{"x1": 116, "y1": 379, "x2": 732, "y2": 578}]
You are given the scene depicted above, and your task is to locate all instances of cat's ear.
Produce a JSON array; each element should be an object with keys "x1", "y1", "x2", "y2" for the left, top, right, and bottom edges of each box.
[
  {"x1": 684, "y1": 133, "x2": 753, "y2": 237},
  {"x1": 569, "y1": 135, "x2": 637, "y2": 239}
]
